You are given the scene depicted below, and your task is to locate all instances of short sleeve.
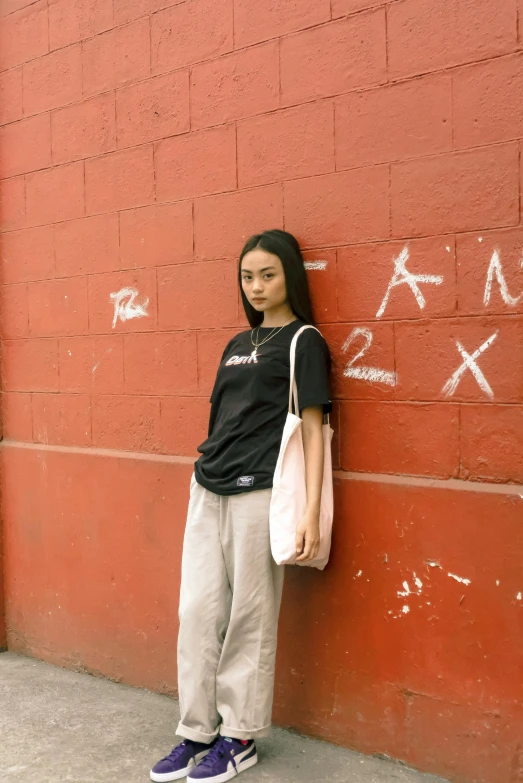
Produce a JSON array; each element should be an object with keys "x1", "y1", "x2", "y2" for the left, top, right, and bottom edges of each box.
[{"x1": 294, "y1": 328, "x2": 332, "y2": 415}]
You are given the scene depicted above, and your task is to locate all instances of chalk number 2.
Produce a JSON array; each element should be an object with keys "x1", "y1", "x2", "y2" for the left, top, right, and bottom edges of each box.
[{"x1": 342, "y1": 327, "x2": 397, "y2": 387}]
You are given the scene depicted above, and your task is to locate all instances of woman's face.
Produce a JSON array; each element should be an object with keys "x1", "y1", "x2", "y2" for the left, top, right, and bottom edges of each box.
[{"x1": 240, "y1": 249, "x2": 288, "y2": 313}]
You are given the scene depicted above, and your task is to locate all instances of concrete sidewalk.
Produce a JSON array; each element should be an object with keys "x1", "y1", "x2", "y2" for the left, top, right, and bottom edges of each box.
[{"x1": 0, "y1": 651, "x2": 449, "y2": 783}]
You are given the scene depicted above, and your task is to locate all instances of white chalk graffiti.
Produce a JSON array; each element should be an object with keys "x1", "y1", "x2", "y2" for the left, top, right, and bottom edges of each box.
[
  {"x1": 109, "y1": 287, "x2": 149, "y2": 328},
  {"x1": 342, "y1": 327, "x2": 397, "y2": 387},
  {"x1": 376, "y1": 246, "x2": 444, "y2": 318},
  {"x1": 442, "y1": 332, "x2": 497, "y2": 399},
  {"x1": 304, "y1": 260, "x2": 328, "y2": 270},
  {"x1": 483, "y1": 249, "x2": 522, "y2": 307}
]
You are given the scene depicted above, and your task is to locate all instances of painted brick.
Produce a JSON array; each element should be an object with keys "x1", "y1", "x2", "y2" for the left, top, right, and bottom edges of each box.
[
  {"x1": 51, "y1": 93, "x2": 116, "y2": 165},
  {"x1": 0, "y1": 283, "x2": 29, "y2": 339},
  {"x1": 460, "y1": 404, "x2": 523, "y2": 483},
  {"x1": 151, "y1": 0, "x2": 233, "y2": 75},
  {"x1": 387, "y1": 0, "x2": 518, "y2": 79},
  {"x1": 322, "y1": 321, "x2": 396, "y2": 401},
  {"x1": 1, "y1": 225, "x2": 55, "y2": 284},
  {"x1": 237, "y1": 102, "x2": 335, "y2": 188},
  {"x1": 113, "y1": 0, "x2": 185, "y2": 25},
  {"x1": 116, "y1": 71, "x2": 190, "y2": 149},
  {"x1": 190, "y1": 41, "x2": 279, "y2": 131},
  {"x1": 0, "y1": 66, "x2": 23, "y2": 125},
  {"x1": 1, "y1": 338, "x2": 59, "y2": 392},
  {"x1": 0, "y1": 113, "x2": 51, "y2": 178},
  {"x1": 521, "y1": 140, "x2": 523, "y2": 222},
  {"x1": 123, "y1": 331, "x2": 199, "y2": 394},
  {"x1": 391, "y1": 143, "x2": 519, "y2": 238},
  {"x1": 284, "y1": 167, "x2": 389, "y2": 247},
  {"x1": 48, "y1": 0, "x2": 113, "y2": 50},
  {"x1": 155, "y1": 124, "x2": 236, "y2": 202},
  {"x1": 234, "y1": 0, "x2": 330, "y2": 48},
  {"x1": 196, "y1": 328, "x2": 239, "y2": 396},
  {"x1": 280, "y1": 11, "x2": 386, "y2": 106},
  {"x1": 160, "y1": 397, "x2": 209, "y2": 456},
  {"x1": 55, "y1": 214, "x2": 120, "y2": 277},
  {"x1": 23, "y1": 45, "x2": 82, "y2": 115},
  {"x1": 85, "y1": 146, "x2": 154, "y2": 215},
  {"x1": 332, "y1": 0, "x2": 396, "y2": 15},
  {"x1": 0, "y1": 0, "x2": 48, "y2": 71},
  {"x1": 157, "y1": 260, "x2": 238, "y2": 330},
  {"x1": 0, "y1": 176, "x2": 25, "y2": 231},
  {"x1": 92, "y1": 394, "x2": 162, "y2": 452},
  {"x1": 88, "y1": 268, "x2": 157, "y2": 334},
  {"x1": 337, "y1": 237, "x2": 457, "y2": 322},
  {"x1": 302, "y1": 249, "x2": 338, "y2": 325},
  {"x1": 338, "y1": 400, "x2": 460, "y2": 477},
  {"x1": 26, "y1": 162, "x2": 85, "y2": 225},
  {"x1": 394, "y1": 317, "x2": 523, "y2": 403},
  {"x1": 82, "y1": 20, "x2": 150, "y2": 98},
  {"x1": 1, "y1": 392, "x2": 33, "y2": 441},
  {"x1": 456, "y1": 228, "x2": 523, "y2": 317},
  {"x1": 28, "y1": 277, "x2": 89, "y2": 337},
  {"x1": 194, "y1": 185, "x2": 283, "y2": 261},
  {"x1": 59, "y1": 335, "x2": 124, "y2": 394},
  {"x1": 119, "y1": 202, "x2": 193, "y2": 270},
  {"x1": 32, "y1": 392, "x2": 91, "y2": 446},
  {"x1": 335, "y1": 74, "x2": 452, "y2": 170},
  {"x1": 1, "y1": 0, "x2": 42, "y2": 16},
  {"x1": 453, "y1": 54, "x2": 523, "y2": 148}
]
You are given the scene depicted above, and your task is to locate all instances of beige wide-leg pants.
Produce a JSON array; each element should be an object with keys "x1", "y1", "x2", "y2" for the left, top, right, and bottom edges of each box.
[{"x1": 176, "y1": 472, "x2": 285, "y2": 743}]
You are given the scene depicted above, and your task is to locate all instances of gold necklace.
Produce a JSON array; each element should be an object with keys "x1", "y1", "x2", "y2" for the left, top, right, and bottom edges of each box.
[{"x1": 250, "y1": 316, "x2": 296, "y2": 358}]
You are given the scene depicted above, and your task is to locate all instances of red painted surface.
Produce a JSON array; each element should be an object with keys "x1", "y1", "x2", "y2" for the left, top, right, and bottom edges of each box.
[{"x1": 1, "y1": 1, "x2": 523, "y2": 781}]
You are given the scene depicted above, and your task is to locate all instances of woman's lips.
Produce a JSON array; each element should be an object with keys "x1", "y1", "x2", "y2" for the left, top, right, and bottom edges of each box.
[{"x1": 252, "y1": 298, "x2": 265, "y2": 302}]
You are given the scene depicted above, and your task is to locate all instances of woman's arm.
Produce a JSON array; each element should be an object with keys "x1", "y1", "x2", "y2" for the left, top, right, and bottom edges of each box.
[{"x1": 295, "y1": 404, "x2": 324, "y2": 562}]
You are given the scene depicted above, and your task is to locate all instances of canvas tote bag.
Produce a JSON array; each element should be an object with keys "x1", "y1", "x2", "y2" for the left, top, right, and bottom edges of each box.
[{"x1": 269, "y1": 324, "x2": 334, "y2": 570}]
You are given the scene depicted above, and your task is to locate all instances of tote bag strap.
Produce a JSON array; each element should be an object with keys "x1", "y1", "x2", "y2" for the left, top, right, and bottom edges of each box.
[{"x1": 288, "y1": 324, "x2": 330, "y2": 424}]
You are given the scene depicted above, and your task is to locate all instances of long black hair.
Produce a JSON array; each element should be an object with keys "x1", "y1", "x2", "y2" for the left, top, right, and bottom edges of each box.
[{"x1": 238, "y1": 229, "x2": 315, "y2": 328}]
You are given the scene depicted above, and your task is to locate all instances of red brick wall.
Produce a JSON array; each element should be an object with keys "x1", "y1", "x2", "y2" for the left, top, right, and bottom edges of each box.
[{"x1": 1, "y1": 1, "x2": 523, "y2": 781}]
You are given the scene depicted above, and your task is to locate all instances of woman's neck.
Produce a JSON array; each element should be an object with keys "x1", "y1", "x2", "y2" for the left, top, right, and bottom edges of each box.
[{"x1": 260, "y1": 307, "x2": 297, "y2": 328}]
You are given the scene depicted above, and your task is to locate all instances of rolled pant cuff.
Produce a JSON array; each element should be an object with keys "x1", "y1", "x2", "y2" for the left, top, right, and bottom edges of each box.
[
  {"x1": 176, "y1": 721, "x2": 220, "y2": 744},
  {"x1": 219, "y1": 722, "x2": 272, "y2": 740}
]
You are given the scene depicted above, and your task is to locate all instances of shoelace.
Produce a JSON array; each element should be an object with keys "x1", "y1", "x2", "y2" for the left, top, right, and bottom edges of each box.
[
  {"x1": 165, "y1": 742, "x2": 190, "y2": 762},
  {"x1": 196, "y1": 737, "x2": 229, "y2": 768}
]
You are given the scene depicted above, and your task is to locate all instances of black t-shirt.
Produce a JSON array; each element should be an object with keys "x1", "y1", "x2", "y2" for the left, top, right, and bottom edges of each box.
[{"x1": 193, "y1": 318, "x2": 332, "y2": 495}]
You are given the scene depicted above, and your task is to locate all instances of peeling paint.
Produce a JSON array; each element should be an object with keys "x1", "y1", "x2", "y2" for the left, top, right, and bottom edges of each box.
[{"x1": 448, "y1": 572, "x2": 471, "y2": 585}]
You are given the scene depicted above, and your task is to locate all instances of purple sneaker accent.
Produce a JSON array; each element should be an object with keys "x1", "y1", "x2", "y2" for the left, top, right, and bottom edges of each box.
[
  {"x1": 188, "y1": 736, "x2": 258, "y2": 782},
  {"x1": 150, "y1": 739, "x2": 215, "y2": 782}
]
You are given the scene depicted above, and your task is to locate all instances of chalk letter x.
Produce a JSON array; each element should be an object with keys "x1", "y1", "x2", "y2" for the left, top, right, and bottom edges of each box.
[
  {"x1": 441, "y1": 332, "x2": 497, "y2": 399},
  {"x1": 377, "y1": 246, "x2": 443, "y2": 318}
]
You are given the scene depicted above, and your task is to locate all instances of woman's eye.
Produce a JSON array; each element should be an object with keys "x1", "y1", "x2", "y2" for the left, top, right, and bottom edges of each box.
[{"x1": 264, "y1": 274, "x2": 273, "y2": 279}]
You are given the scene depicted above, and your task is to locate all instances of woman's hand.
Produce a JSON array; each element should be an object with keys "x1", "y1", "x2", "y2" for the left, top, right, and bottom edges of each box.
[{"x1": 295, "y1": 509, "x2": 321, "y2": 562}]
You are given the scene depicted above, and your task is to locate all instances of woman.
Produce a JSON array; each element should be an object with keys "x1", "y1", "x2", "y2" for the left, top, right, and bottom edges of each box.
[{"x1": 150, "y1": 229, "x2": 332, "y2": 783}]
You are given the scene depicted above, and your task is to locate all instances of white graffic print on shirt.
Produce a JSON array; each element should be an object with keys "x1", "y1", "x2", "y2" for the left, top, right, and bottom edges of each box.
[{"x1": 225, "y1": 355, "x2": 259, "y2": 366}]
